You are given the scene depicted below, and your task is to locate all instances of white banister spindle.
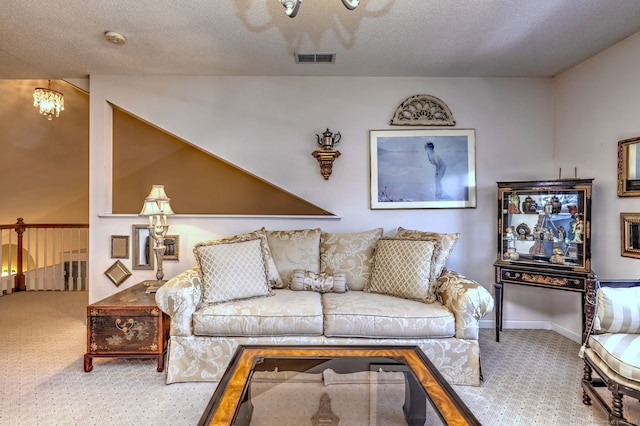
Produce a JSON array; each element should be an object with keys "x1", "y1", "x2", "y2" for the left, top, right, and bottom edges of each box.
[{"x1": 0, "y1": 222, "x2": 88, "y2": 294}]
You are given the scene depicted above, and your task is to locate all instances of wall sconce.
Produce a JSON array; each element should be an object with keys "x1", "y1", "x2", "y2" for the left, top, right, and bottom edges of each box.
[
  {"x1": 139, "y1": 185, "x2": 175, "y2": 292},
  {"x1": 312, "y1": 128, "x2": 341, "y2": 180}
]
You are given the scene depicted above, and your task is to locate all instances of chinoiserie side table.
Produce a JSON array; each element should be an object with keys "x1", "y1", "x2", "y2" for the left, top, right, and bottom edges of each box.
[{"x1": 84, "y1": 281, "x2": 169, "y2": 372}]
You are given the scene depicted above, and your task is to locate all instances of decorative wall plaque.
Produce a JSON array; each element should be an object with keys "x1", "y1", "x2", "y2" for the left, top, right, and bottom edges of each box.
[{"x1": 389, "y1": 94, "x2": 455, "y2": 126}]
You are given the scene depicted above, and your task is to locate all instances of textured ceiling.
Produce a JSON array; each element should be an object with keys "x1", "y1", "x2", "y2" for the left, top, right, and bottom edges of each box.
[{"x1": 1, "y1": 1, "x2": 640, "y2": 79}]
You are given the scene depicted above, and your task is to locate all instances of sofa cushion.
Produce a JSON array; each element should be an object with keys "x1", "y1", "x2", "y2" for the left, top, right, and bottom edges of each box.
[
  {"x1": 395, "y1": 227, "x2": 460, "y2": 288},
  {"x1": 320, "y1": 228, "x2": 383, "y2": 291},
  {"x1": 197, "y1": 228, "x2": 283, "y2": 289},
  {"x1": 323, "y1": 291, "x2": 455, "y2": 338},
  {"x1": 589, "y1": 333, "x2": 640, "y2": 382},
  {"x1": 290, "y1": 270, "x2": 347, "y2": 293},
  {"x1": 193, "y1": 238, "x2": 272, "y2": 306},
  {"x1": 596, "y1": 286, "x2": 640, "y2": 334},
  {"x1": 266, "y1": 228, "x2": 321, "y2": 288},
  {"x1": 193, "y1": 289, "x2": 323, "y2": 337},
  {"x1": 366, "y1": 238, "x2": 438, "y2": 303}
]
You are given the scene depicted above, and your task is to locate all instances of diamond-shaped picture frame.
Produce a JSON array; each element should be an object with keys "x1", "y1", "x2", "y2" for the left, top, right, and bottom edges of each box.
[{"x1": 104, "y1": 260, "x2": 132, "y2": 287}]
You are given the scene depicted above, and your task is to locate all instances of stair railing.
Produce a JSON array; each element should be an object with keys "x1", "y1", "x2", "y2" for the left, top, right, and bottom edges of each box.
[{"x1": 0, "y1": 218, "x2": 89, "y2": 295}]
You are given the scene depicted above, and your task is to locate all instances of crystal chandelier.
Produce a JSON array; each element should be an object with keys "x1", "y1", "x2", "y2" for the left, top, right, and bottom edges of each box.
[
  {"x1": 33, "y1": 80, "x2": 64, "y2": 120},
  {"x1": 279, "y1": 0, "x2": 359, "y2": 17}
]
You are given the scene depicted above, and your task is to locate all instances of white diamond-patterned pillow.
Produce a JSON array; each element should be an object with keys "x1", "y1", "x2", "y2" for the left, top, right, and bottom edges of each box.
[
  {"x1": 395, "y1": 227, "x2": 460, "y2": 287},
  {"x1": 193, "y1": 238, "x2": 271, "y2": 306},
  {"x1": 366, "y1": 238, "x2": 437, "y2": 303}
]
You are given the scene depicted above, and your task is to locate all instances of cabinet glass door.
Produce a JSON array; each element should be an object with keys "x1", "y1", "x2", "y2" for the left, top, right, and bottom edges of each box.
[{"x1": 499, "y1": 187, "x2": 588, "y2": 271}]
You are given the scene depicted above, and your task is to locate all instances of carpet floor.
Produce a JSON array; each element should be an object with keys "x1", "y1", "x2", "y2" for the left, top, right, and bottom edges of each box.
[{"x1": 0, "y1": 291, "x2": 638, "y2": 425}]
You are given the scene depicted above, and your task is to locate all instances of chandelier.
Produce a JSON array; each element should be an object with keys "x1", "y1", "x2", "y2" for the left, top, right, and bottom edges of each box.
[
  {"x1": 279, "y1": 0, "x2": 359, "y2": 17},
  {"x1": 33, "y1": 80, "x2": 64, "y2": 120}
]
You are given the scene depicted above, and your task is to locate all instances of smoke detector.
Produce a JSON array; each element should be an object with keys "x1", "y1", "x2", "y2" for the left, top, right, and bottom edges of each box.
[{"x1": 104, "y1": 31, "x2": 126, "y2": 45}]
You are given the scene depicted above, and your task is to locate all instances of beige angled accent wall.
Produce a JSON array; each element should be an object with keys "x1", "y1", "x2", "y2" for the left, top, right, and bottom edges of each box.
[{"x1": 111, "y1": 107, "x2": 334, "y2": 216}]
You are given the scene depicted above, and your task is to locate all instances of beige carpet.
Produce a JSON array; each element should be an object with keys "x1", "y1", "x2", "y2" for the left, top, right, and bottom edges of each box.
[{"x1": 0, "y1": 291, "x2": 638, "y2": 425}]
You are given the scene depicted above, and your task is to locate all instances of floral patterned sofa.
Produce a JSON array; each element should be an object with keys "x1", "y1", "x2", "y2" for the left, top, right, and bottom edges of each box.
[{"x1": 155, "y1": 227, "x2": 494, "y2": 386}]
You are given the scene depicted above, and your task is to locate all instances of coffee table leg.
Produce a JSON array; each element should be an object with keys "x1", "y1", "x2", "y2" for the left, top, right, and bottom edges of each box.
[{"x1": 403, "y1": 373, "x2": 426, "y2": 426}]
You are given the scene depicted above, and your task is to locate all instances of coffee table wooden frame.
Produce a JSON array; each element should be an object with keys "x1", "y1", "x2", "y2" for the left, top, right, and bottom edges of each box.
[{"x1": 198, "y1": 345, "x2": 480, "y2": 426}]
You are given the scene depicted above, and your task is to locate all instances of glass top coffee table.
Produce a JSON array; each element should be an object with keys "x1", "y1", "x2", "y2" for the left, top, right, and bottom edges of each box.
[{"x1": 198, "y1": 345, "x2": 480, "y2": 426}]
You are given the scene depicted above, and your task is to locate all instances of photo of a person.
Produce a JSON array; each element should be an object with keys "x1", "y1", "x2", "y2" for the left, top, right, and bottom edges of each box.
[
  {"x1": 424, "y1": 141, "x2": 447, "y2": 199},
  {"x1": 371, "y1": 129, "x2": 475, "y2": 208}
]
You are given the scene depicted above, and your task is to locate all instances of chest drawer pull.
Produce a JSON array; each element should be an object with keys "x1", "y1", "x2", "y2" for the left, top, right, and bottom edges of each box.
[{"x1": 115, "y1": 318, "x2": 134, "y2": 332}]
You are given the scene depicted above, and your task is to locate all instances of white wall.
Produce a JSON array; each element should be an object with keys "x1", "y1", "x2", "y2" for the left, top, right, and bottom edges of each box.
[
  {"x1": 89, "y1": 76, "x2": 555, "y2": 336},
  {"x1": 551, "y1": 31, "x2": 640, "y2": 337}
]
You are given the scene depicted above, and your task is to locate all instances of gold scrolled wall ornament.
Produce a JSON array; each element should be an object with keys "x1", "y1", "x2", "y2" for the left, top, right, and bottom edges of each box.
[{"x1": 389, "y1": 94, "x2": 455, "y2": 126}]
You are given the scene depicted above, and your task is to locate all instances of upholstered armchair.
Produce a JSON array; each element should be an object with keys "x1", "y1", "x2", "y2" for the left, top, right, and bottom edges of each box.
[{"x1": 581, "y1": 278, "x2": 640, "y2": 425}]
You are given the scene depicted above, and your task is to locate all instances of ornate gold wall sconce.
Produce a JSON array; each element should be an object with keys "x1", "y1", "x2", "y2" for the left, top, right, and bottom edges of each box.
[{"x1": 312, "y1": 128, "x2": 341, "y2": 180}]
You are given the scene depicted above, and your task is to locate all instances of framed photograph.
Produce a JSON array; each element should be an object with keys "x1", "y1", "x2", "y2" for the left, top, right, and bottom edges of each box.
[
  {"x1": 370, "y1": 129, "x2": 476, "y2": 209},
  {"x1": 132, "y1": 224, "x2": 154, "y2": 270},
  {"x1": 110, "y1": 235, "x2": 129, "y2": 259},
  {"x1": 621, "y1": 212, "x2": 640, "y2": 259},
  {"x1": 163, "y1": 235, "x2": 180, "y2": 261},
  {"x1": 104, "y1": 260, "x2": 132, "y2": 287}
]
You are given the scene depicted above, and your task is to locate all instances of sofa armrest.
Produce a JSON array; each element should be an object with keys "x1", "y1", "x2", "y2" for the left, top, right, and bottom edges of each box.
[
  {"x1": 436, "y1": 269, "x2": 494, "y2": 340},
  {"x1": 155, "y1": 267, "x2": 202, "y2": 336}
]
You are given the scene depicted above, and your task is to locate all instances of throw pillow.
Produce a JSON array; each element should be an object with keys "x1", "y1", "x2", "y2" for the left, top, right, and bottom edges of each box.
[
  {"x1": 193, "y1": 238, "x2": 272, "y2": 305},
  {"x1": 595, "y1": 286, "x2": 640, "y2": 334},
  {"x1": 395, "y1": 227, "x2": 460, "y2": 285},
  {"x1": 320, "y1": 228, "x2": 383, "y2": 291},
  {"x1": 366, "y1": 238, "x2": 437, "y2": 303},
  {"x1": 290, "y1": 269, "x2": 347, "y2": 293},
  {"x1": 266, "y1": 228, "x2": 321, "y2": 288},
  {"x1": 198, "y1": 229, "x2": 283, "y2": 288}
]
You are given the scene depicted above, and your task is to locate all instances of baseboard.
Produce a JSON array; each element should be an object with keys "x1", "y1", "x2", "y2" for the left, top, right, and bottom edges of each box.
[
  {"x1": 550, "y1": 322, "x2": 582, "y2": 344},
  {"x1": 479, "y1": 319, "x2": 552, "y2": 329},
  {"x1": 478, "y1": 319, "x2": 582, "y2": 344}
]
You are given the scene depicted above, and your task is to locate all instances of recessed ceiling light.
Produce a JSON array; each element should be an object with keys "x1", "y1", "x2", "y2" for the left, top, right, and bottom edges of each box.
[{"x1": 104, "y1": 31, "x2": 126, "y2": 45}]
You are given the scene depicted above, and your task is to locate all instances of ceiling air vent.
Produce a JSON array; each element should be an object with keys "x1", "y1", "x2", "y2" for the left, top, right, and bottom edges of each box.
[{"x1": 295, "y1": 53, "x2": 336, "y2": 64}]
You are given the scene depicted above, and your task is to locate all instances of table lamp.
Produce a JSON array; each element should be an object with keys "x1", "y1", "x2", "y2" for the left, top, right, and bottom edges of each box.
[{"x1": 139, "y1": 185, "x2": 175, "y2": 292}]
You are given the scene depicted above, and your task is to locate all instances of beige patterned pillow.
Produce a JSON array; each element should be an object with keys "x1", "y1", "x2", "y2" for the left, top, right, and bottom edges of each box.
[
  {"x1": 320, "y1": 228, "x2": 383, "y2": 291},
  {"x1": 396, "y1": 227, "x2": 461, "y2": 285},
  {"x1": 197, "y1": 229, "x2": 283, "y2": 288},
  {"x1": 596, "y1": 286, "x2": 640, "y2": 334},
  {"x1": 266, "y1": 228, "x2": 321, "y2": 288},
  {"x1": 193, "y1": 238, "x2": 271, "y2": 305},
  {"x1": 366, "y1": 238, "x2": 438, "y2": 303},
  {"x1": 290, "y1": 270, "x2": 347, "y2": 293}
]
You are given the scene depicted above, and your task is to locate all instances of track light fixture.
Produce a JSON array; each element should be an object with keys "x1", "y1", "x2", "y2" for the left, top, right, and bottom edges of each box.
[{"x1": 279, "y1": 0, "x2": 359, "y2": 18}]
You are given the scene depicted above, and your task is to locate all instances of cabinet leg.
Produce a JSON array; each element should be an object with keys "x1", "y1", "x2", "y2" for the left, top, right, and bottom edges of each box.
[
  {"x1": 84, "y1": 354, "x2": 93, "y2": 372},
  {"x1": 495, "y1": 283, "x2": 503, "y2": 342}
]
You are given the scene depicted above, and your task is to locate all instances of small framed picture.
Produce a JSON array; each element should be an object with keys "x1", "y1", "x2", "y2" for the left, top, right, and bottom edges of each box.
[
  {"x1": 104, "y1": 260, "x2": 132, "y2": 287},
  {"x1": 163, "y1": 235, "x2": 180, "y2": 261},
  {"x1": 370, "y1": 129, "x2": 476, "y2": 209},
  {"x1": 132, "y1": 224, "x2": 154, "y2": 270},
  {"x1": 110, "y1": 235, "x2": 129, "y2": 259}
]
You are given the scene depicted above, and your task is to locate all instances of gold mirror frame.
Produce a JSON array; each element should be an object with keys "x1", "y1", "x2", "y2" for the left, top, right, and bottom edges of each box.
[
  {"x1": 110, "y1": 235, "x2": 129, "y2": 258},
  {"x1": 132, "y1": 224, "x2": 154, "y2": 270},
  {"x1": 104, "y1": 260, "x2": 132, "y2": 287},
  {"x1": 617, "y1": 136, "x2": 640, "y2": 196},
  {"x1": 620, "y1": 212, "x2": 640, "y2": 258}
]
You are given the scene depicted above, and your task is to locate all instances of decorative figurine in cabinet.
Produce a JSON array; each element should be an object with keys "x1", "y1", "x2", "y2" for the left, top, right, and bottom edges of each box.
[{"x1": 493, "y1": 179, "x2": 594, "y2": 341}]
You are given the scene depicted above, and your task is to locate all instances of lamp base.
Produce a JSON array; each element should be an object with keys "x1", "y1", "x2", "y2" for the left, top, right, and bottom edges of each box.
[{"x1": 142, "y1": 280, "x2": 167, "y2": 294}]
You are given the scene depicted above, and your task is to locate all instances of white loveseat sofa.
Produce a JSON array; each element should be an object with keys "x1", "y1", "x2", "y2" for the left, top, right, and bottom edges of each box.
[{"x1": 155, "y1": 227, "x2": 494, "y2": 386}]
